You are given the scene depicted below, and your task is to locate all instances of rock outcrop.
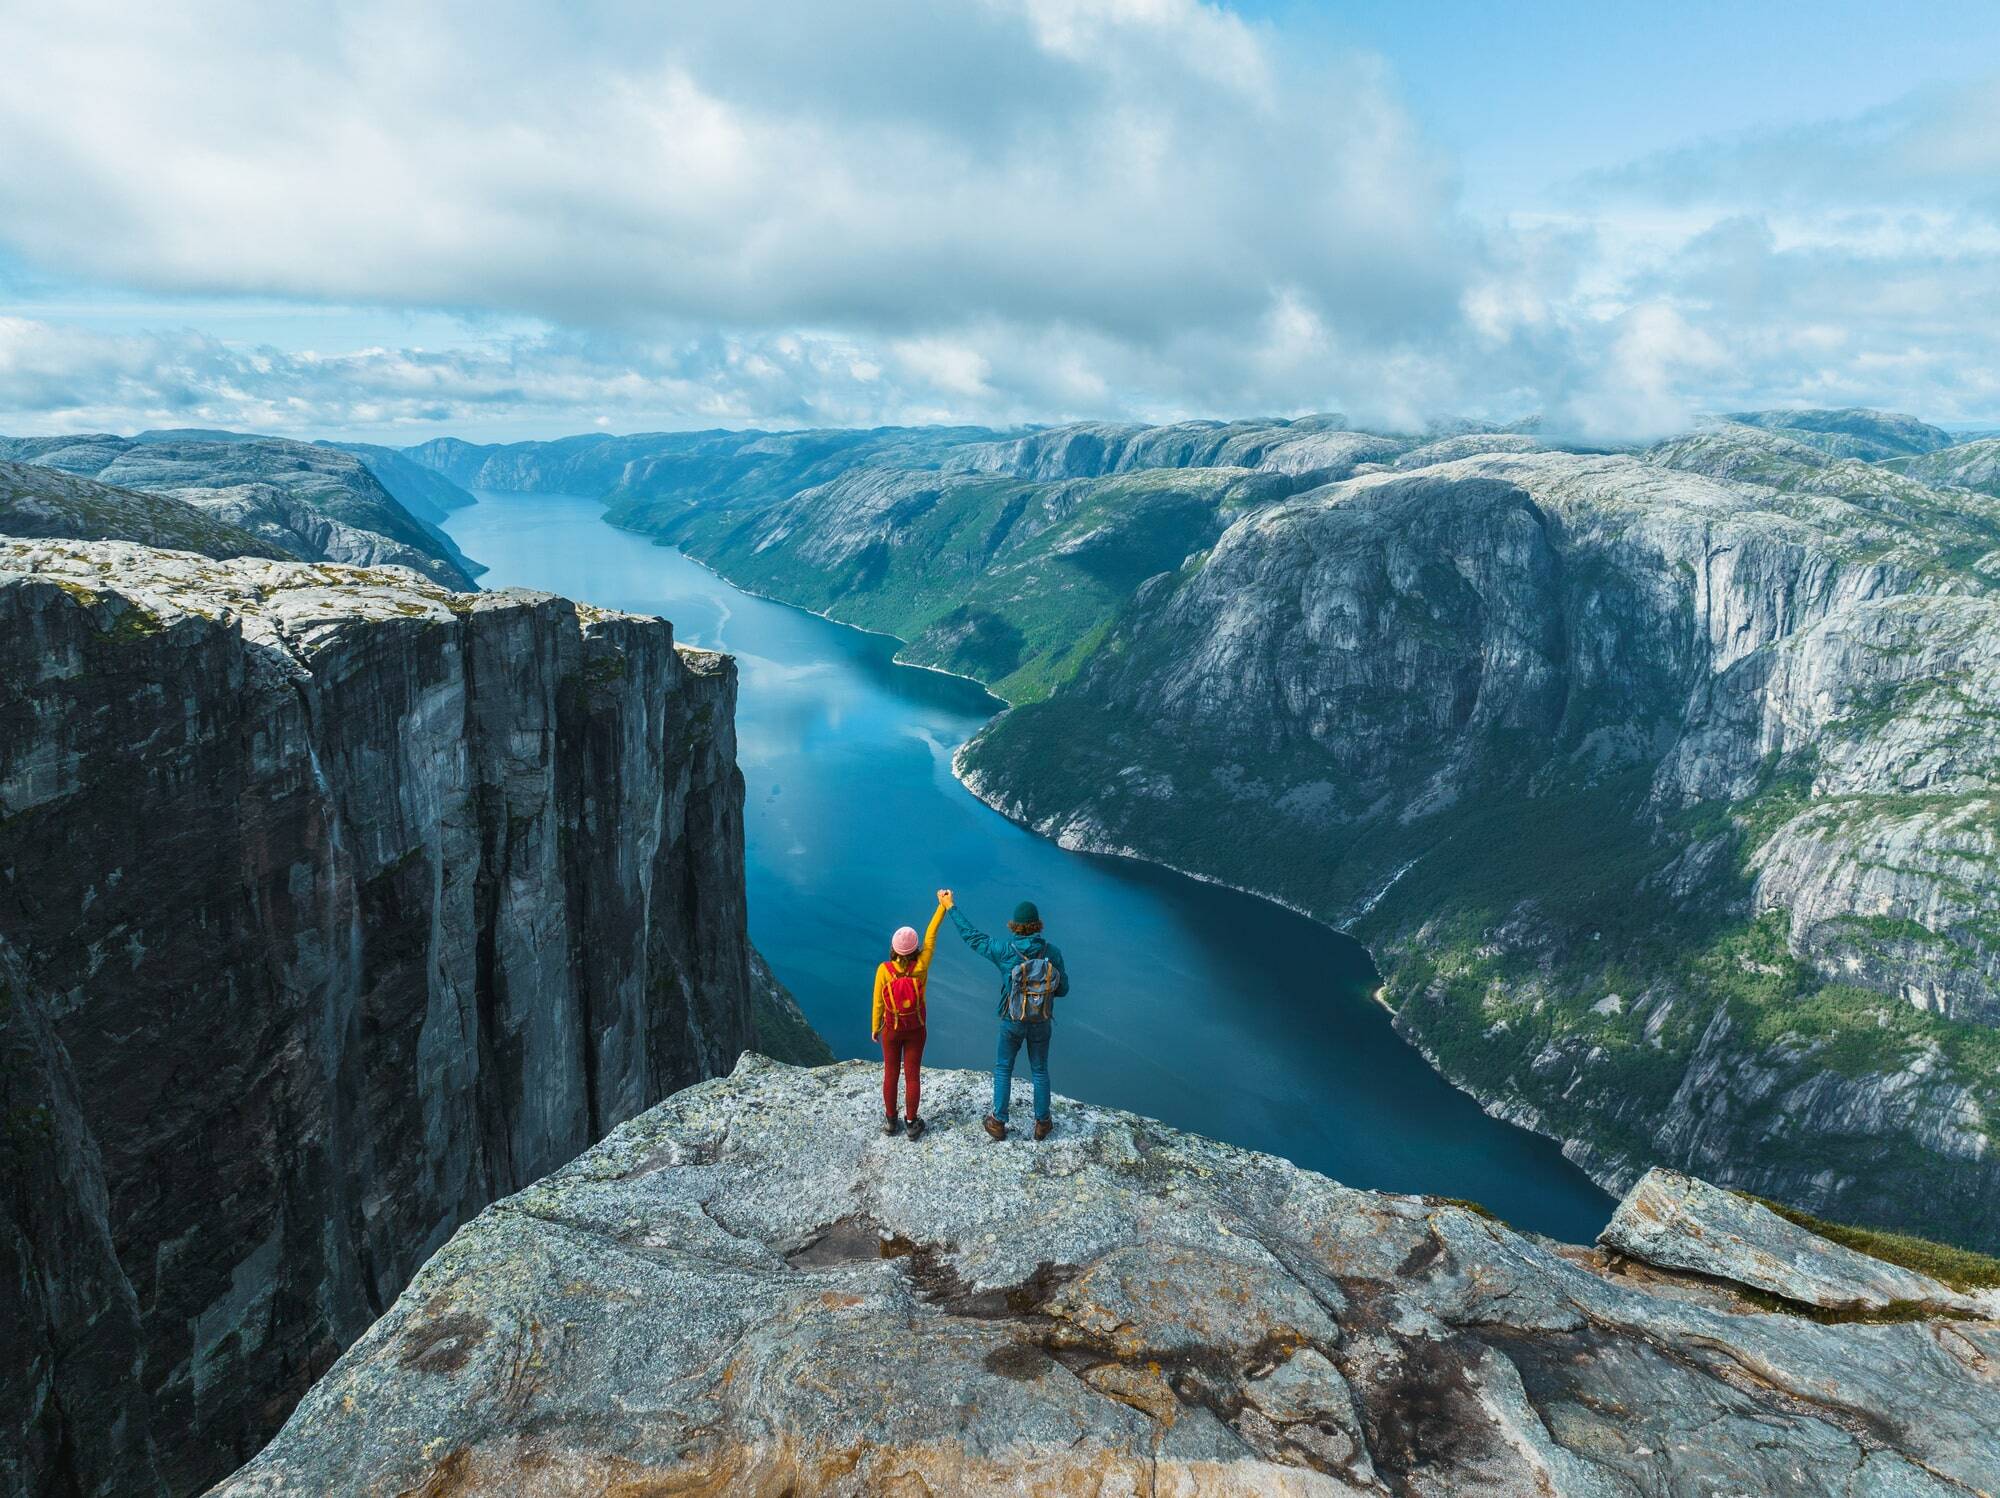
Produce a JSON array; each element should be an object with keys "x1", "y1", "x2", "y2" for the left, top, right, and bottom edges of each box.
[
  {"x1": 1600, "y1": 1168, "x2": 1999, "y2": 1318},
  {"x1": 1725, "y1": 407, "x2": 1956, "y2": 461},
  {"x1": 0, "y1": 538, "x2": 763, "y2": 1493},
  {"x1": 1886, "y1": 435, "x2": 2000, "y2": 498},
  {"x1": 218, "y1": 1058, "x2": 2000, "y2": 1496},
  {"x1": 0, "y1": 433, "x2": 478, "y2": 588},
  {"x1": 935, "y1": 414, "x2": 1390, "y2": 482}
]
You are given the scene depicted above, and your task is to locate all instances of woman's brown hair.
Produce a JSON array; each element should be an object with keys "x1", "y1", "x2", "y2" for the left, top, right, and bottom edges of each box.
[{"x1": 1008, "y1": 919, "x2": 1044, "y2": 936}]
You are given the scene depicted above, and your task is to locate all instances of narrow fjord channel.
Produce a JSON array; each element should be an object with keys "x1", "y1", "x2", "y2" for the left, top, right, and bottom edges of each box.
[{"x1": 445, "y1": 492, "x2": 1611, "y2": 1241}]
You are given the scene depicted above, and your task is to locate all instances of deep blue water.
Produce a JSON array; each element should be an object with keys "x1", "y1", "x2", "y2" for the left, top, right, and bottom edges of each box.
[{"x1": 444, "y1": 492, "x2": 1613, "y2": 1241}]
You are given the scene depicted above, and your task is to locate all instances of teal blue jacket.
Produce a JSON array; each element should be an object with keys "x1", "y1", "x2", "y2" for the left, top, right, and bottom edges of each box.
[{"x1": 951, "y1": 909, "x2": 1068, "y2": 1018}]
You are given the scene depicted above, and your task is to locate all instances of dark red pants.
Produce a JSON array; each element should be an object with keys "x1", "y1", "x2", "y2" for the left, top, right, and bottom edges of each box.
[{"x1": 881, "y1": 1024, "x2": 926, "y2": 1119}]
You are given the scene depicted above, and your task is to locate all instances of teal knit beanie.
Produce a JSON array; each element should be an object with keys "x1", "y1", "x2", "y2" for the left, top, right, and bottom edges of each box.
[{"x1": 1011, "y1": 900, "x2": 1041, "y2": 926}]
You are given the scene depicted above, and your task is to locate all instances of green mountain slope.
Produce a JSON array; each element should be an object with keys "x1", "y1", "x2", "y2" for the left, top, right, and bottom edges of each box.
[{"x1": 960, "y1": 439, "x2": 2000, "y2": 1250}]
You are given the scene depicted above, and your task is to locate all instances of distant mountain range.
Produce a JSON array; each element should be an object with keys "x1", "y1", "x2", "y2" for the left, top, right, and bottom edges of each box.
[{"x1": 0, "y1": 460, "x2": 297, "y2": 562}]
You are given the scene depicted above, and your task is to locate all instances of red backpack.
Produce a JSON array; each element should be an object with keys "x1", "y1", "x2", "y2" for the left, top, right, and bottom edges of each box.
[{"x1": 881, "y1": 961, "x2": 926, "y2": 1031}]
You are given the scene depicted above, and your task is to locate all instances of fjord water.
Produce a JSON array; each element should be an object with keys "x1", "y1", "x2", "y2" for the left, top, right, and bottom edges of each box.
[{"x1": 444, "y1": 492, "x2": 1612, "y2": 1240}]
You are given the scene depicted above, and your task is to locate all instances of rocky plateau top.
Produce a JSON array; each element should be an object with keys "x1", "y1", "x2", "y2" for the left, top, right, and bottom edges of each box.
[{"x1": 220, "y1": 1056, "x2": 2000, "y2": 1497}]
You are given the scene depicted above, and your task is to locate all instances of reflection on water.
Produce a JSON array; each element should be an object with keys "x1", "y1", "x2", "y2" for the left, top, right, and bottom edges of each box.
[{"x1": 444, "y1": 491, "x2": 1614, "y2": 1241}]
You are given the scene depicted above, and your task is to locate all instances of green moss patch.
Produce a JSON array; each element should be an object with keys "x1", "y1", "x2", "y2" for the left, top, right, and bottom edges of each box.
[
  {"x1": 1741, "y1": 1192, "x2": 2000, "y2": 1292},
  {"x1": 101, "y1": 601, "x2": 165, "y2": 643}
]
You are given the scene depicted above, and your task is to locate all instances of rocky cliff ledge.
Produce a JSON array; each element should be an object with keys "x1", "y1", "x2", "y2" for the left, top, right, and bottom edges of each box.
[
  {"x1": 220, "y1": 1057, "x2": 2000, "y2": 1497},
  {"x1": 0, "y1": 539, "x2": 761, "y2": 1494}
]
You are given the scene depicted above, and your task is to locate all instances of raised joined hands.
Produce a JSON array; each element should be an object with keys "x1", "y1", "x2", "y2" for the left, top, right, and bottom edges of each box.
[{"x1": 937, "y1": 888, "x2": 954, "y2": 909}]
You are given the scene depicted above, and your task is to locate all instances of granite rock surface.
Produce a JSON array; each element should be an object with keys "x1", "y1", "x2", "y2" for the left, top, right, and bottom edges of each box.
[{"x1": 218, "y1": 1057, "x2": 2000, "y2": 1497}]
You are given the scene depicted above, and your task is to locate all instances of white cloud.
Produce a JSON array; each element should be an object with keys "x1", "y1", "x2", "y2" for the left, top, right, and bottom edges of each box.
[
  {"x1": 0, "y1": 318, "x2": 866, "y2": 438},
  {"x1": 889, "y1": 339, "x2": 994, "y2": 401},
  {"x1": 1468, "y1": 73, "x2": 2000, "y2": 432},
  {"x1": 0, "y1": 1, "x2": 1462, "y2": 342},
  {"x1": 1581, "y1": 77, "x2": 2000, "y2": 212},
  {"x1": 0, "y1": 6, "x2": 1994, "y2": 438},
  {"x1": 1544, "y1": 303, "x2": 1728, "y2": 442}
]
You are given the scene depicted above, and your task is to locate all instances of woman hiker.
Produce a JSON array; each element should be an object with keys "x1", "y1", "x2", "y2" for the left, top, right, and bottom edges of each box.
[
  {"x1": 872, "y1": 891, "x2": 950, "y2": 1139},
  {"x1": 943, "y1": 891, "x2": 1068, "y2": 1141}
]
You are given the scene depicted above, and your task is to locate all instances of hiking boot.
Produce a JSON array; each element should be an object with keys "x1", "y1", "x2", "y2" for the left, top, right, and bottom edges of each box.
[
  {"x1": 982, "y1": 1114, "x2": 1008, "y2": 1141},
  {"x1": 905, "y1": 1116, "x2": 926, "y2": 1141},
  {"x1": 1033, "y1": 1116, "x2": 1053, "y2": 1141},
  {"x1": 881, "y1": 1115, "x2": 902, "y2": 1135}
]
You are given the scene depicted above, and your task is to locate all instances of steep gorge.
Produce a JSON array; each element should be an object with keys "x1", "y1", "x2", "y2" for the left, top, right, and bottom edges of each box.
[{"x1": 0, "y1": 538, "x2": 765, "y2": 1494}]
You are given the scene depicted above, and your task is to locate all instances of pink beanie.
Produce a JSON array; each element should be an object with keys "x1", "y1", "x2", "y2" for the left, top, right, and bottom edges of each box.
[{"x1": 891, "y1": 926, "x2": 921, "y2": 956}]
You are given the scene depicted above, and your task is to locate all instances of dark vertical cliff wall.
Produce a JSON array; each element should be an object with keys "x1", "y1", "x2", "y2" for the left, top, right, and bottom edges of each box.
[
  {"x1": 0, "y1": 539, "x2": 759, "y2": 1495},
  {"x1": 2, "y1": 943, "x2": 163, "y2": 1497}
]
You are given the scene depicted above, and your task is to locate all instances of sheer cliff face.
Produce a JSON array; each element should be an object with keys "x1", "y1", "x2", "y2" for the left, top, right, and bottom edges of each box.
[
  {"x1": 2, "y1": 943, "x2": 161, "y2": 1498},
  {"x1": 958, "y1": 448, "x2": 2000, "y2": 1248},
  {"x1": 216, "y1": 1059, "x2": 2000, "y2": 1497},
  {"x1": 0, "y1": 539, "x2": 757, "y2": 1494}
]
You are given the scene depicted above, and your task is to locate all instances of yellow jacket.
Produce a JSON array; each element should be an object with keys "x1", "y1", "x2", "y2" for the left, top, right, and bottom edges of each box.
[{"x1": 872, "y1": 902, "x2": 947, "y2": 1037}]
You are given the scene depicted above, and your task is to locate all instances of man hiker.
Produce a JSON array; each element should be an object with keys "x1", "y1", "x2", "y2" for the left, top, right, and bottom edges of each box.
[{"x1": 941, "y1": 889, "x2": 1067, "y2": 1141}]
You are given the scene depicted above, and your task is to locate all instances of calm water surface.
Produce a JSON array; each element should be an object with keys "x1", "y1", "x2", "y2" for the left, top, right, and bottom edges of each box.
[{"x1": 445, "y1": 492, "x2": 1612, "y2": 1241}]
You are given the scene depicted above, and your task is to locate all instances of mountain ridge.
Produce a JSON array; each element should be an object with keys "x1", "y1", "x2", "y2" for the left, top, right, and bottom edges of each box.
[
  {"x1": 0, "y1": 432, "x2": 480, "y2": 588},
  {"x1": 0, "y1": 458, "x2": 298, "y2": 561}
]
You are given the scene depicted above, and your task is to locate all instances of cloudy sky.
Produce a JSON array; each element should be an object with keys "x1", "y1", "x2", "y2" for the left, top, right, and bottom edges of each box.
[{"x1": 2, "y1": 0, "x2": 1996, "y2": 442}]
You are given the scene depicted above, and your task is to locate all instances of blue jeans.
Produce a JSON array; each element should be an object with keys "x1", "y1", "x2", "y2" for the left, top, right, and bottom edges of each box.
[{"x1": 992, "y1": 1018, "x2": 1052, "y2": 1122}]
